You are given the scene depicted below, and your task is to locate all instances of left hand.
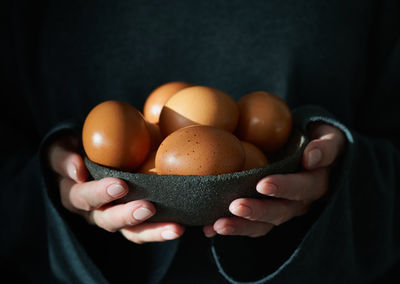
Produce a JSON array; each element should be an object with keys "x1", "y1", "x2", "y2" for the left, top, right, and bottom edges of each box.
[{"x1": 203, "y1": 122, "x2": 346, "y2": 238}]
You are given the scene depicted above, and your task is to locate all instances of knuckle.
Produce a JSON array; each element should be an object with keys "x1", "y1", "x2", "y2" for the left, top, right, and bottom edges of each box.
[
  {"x1": 93, "y1": 212, "x2": 117, "y2": 233},
  {"x1": 65, "y1": 182, "x2": 96, "y2": 211},
  {"x1": 72, "y1": 196, "x2": 93, "y2": 211}
]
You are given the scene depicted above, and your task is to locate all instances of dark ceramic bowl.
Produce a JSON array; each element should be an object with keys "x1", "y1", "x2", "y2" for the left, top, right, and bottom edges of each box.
[{"x1": 84, "y1": 129, "x2": 308, "y2": 226}]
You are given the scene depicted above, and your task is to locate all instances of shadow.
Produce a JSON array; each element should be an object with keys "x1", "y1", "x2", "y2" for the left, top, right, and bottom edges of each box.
[{"x1": 158, "y1": 106, "x2": 199, "y2": 137}]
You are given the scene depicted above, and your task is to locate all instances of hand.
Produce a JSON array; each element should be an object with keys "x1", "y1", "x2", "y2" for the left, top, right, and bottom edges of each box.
[
  {"x1": 203, "y1": 122, "x2": 346, "y2": 238},
  {"x1": 48, "y1": 135, "x2": 185, "y2": 244}
]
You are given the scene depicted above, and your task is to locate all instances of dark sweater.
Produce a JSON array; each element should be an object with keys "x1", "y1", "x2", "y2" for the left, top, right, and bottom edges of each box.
[{"x1": 1, "y1": 0, "x2": 399, "y2": 283}]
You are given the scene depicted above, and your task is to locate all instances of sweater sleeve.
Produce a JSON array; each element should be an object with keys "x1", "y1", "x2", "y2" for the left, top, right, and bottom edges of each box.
[
  {"x1": 38, "y1": 122, "x2": 181, "y2": 284},
  {"x1": 0, "y1": 104, "x2": 52, "y2": 282},
  {"x1": 210, "y1": 2, "x2": 400, "y2": 282},
  {"x1": 211, "y1": 104, "x2": 399, "y2": 284},
  {"x1": 37, "y1": 122, "x2": 111, "y2": 284}
]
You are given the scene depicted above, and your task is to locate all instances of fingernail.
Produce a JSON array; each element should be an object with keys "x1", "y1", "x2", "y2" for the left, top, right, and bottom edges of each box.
[
  {"x1": 230, "y1": 204, "x2": 252, "y2": 218},
  {"x1": 67, "y1": 164, "x2": 78, "y2": 180},
  {"x1": 308, "y1": 148, "x2": 322, "y2": 168},
  {"x1": 257, "y1": 182, "x2": 278, "y2": 196},
  {"x1": 133, "y1": 207, "x2": 152, "y2": 221},
  {"x1": 161, "y1": 230, "x2": 179, "y2": 240},
  {"x1": 107, "y1": 183, "x2": 126, "y2": 198}
]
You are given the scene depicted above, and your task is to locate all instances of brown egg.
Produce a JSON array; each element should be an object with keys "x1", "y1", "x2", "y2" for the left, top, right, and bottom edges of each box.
[
  {"x1": 156, "y1": 125, "x2": 245, "y2": 176},
  {"x1": 82, "y1": 100, "x2": 151, "y2": 171},
  {"x1": 236, "y1": 91, "x2": 292, "y2": 153},
  {"x1": 145, "y1": 120, "x2": 163, "y2": 151},
  {"x1": 138, "y1": 151, "x2": 157, "y2": 174},
  {"x1": 240, "y1": 141, "x2": 269, "y2": 171},
  {"x1": 159, "y1": 86, "x2": 239, "y2": 137},
  {"x1": 143, "y1": 81, "x2": 194, "y2": 124}
]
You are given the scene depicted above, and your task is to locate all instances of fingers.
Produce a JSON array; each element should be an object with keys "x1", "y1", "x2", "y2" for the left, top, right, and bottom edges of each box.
[
  {"x1": 49, "y1": 136, "x2": 186, "y2": 245},
  {"x1": 48, "y1": 137, "x2": 88, "y2": 183},
  {"x1": 212, "y1": 217, "x2": 274, "y2": 238},
  {"x1": 203, "y1": 197, "x2": 308, "y2": 238},
  {"x1": 302, "y1": 122, "x2": 346, "y2": 170},
  {"x1": 203, "y1": 225, "x2": 217, "y2": 238},
  {"x1": 202, "y1": 122, "x2": 345, "y2": 239},
  {"x1": 87, "y1": 200, "x2": 156, "y2": 232},
  {"x1": 204, "y1": 196, "x2": 309, "y2": 238},
  {"x1": 256, "y1": 168, "x2": 329, "y2": 202},
  {"x1": 120, "y1": 222, "x2": 185, "y2": 244},
  {"x1": 229, "y1": 198, "x2": 308, "y2": 226},
  {"x1": 60, "y1": 177, "x2": 129, "y2": 213}
]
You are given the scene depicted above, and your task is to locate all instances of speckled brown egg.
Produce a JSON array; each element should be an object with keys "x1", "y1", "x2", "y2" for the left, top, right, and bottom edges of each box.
[
  {"x1": 155, "y1": 125, "x2": 245, "y2": 176},
  {"x1": 158, "y1": 86, "x2": 239, "y2": 137},
  {"x1": 236, "y1": 91, "x2": 292, "y2": 153},
  {"x1": 82, "y1": 100, "x2": 151, "y2": 171},
  {"x1": 240, "y1": 141, "x2": 269, "y2": 171},
  {"x1": 143, "y1": 81, "x2": 194, "y2": 124}
]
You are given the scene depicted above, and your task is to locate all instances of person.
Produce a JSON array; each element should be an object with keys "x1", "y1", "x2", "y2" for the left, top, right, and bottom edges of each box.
[{"x1": 1, "y1": 0, "x2": 399, "y2": 283}]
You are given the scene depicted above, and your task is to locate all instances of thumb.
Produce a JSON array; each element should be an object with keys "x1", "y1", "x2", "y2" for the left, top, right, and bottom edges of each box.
[
  {"x1": 48, "y1": 135, "x2": 88, "y2": 183},
  {"x1": 302, "y1": 122, "x2": 346, "y2": 170}
]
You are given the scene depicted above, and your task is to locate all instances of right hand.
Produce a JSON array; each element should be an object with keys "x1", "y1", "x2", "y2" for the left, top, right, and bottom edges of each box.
[{"x1": 48, "y1": 135, "x2": 185, "y2": 244}]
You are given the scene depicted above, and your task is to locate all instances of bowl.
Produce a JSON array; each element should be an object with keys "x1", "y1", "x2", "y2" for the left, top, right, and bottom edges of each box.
[{"x1": 84, "y1": 129, "x2": 308, "y2": 226}]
